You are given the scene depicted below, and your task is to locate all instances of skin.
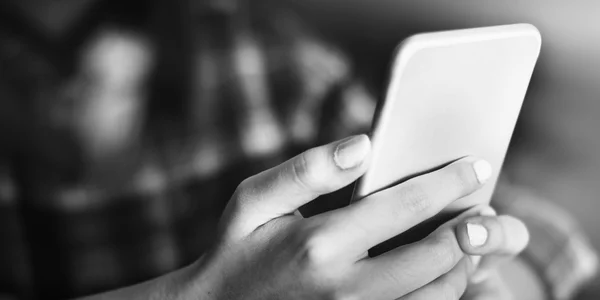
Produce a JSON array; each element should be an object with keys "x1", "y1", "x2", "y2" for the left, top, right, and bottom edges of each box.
[{"x1": 80, "y1": 135, "x2": 529, "y2": 300}]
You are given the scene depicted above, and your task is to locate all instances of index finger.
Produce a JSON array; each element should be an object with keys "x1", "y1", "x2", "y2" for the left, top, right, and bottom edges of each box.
[{"x1": 312, "y1": 157, "x2": 491, "y2": 260}]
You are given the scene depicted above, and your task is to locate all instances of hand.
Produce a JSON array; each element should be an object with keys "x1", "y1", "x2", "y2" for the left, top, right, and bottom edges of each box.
[
  {"x1": 189, "y1": 134, "x2": 509, "y2": 299},
  {"x1": 79, "y1": 134, "x2": 531, "y2": 300}
]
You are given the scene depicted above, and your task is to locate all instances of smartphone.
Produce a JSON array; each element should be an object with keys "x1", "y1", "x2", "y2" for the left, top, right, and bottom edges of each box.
[{"x1": 351, "y1": 24, "x2": 542, "y2": 255}]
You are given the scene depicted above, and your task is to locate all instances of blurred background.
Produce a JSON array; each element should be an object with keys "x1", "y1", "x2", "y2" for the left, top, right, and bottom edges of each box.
[{"x1": 0, "y1": 0, "x2": 599, "y2": 299}]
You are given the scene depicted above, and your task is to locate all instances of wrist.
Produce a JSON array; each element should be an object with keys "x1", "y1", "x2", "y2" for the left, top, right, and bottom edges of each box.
[{"x1": 172, "y1": 256, "x2": 222, "y2": 300}]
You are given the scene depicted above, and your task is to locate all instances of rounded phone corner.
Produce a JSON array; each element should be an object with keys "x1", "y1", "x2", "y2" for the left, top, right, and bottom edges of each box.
[{"x1": 510, "y1": 23, "x2": 542, "y2": 56}]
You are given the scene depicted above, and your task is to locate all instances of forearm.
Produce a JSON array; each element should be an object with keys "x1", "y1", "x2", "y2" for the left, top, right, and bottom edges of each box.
[{"x1": 77, "y1": 261, "x2": 209, "y2": 300}]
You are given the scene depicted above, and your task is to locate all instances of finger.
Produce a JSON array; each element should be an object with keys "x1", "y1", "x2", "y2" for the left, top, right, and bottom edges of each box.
[
  {"x1": 463, "y1": 270, "x2": 513, "y2": 300},
  {"x1": 351, "y1": 206, "x2": 489, "y2": 299},
  {"x1": 399, "y1": 257, "x2": 472, "y2": 300},
  {"x1": 456, "y1": 215, "x2": 529, "y2": 257},
  {"x1": 315, "y1": 157, "x2": 492, "y2": 259},
  {"x1": 222, "y1": 135, "x2": 371, "y2": 237},
  {"x1": 455, "y1": 215, "x2": 529, "y2": 283}
]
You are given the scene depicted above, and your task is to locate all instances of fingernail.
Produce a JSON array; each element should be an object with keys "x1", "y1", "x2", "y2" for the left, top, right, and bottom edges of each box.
[
  {"x1": 334, "y1": 135, "x2": 370, "y2": 170},
  {"x1": 472, "y1": 160, "x2": 492, "y2": 184},
  {"x1": 467, "y1": 222, "x2": 488, "y2": 247}
]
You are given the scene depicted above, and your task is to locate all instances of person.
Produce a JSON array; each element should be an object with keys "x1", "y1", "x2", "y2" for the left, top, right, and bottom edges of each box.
[{"x1": 0, "y1": 0, "x2": 596, "y2": 299}]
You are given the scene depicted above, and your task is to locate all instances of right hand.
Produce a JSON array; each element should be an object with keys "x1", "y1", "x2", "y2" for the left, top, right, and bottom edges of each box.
[{"x1": 187, "y1": 134, "x2": 508, "y2": 299}]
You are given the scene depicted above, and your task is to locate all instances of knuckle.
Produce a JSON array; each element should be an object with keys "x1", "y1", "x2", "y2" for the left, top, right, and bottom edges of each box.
[
  {"x1": 234, "y1": 177, "x2": 250, "y2": 195},
  {"x1": 396, "y1": 183, "x2": 432, "y2": 213},
  {"x1": 233, "y1": 177, "x2": 254, "y2": 204},
  {"x1": 297, "y1": 231, "x2": 334, "y2": 267},
  {"x1": 291, "y1": 151, "x2": 318, "y2": 192},
  {"x1": 294, "y1": 227, "x2": 350, "y2": 294}
]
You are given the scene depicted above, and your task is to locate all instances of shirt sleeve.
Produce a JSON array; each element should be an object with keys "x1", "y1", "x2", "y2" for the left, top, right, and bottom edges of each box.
[{"x1": 493, "y1": 182, "x2": 599, "y2": 300}]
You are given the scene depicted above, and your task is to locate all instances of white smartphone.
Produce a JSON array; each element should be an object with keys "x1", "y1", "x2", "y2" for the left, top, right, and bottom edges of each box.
[{"x1": 351, "y1": 24, "x2": 541, "y2": 254}]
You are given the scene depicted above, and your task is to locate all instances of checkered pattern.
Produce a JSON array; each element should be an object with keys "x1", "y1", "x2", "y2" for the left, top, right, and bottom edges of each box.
[{"x1": 0, "y1": 1, "x2": 596, "y2": 299}]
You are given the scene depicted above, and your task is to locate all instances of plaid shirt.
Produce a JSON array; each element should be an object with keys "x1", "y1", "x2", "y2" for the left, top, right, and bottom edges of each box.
[{"x1": 0, "y1": 1, "x2": 597, "y2": 299}]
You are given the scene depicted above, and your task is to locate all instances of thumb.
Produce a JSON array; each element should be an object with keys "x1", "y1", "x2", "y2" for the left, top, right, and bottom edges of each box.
[{"x1": 221, "y1": 134, "x2": 371, "y2": 239}]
